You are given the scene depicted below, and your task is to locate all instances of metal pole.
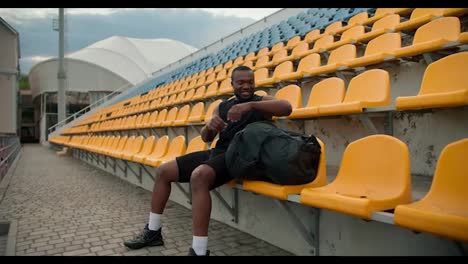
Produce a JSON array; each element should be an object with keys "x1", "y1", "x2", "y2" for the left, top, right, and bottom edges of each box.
[{"x1": 57, "y1": 8, "x2": 67, "y2": 124}]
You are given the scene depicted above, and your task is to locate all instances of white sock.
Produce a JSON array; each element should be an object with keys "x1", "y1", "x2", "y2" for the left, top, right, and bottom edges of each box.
[
  {"x1": 192, "y1": 236, "x2": 208, "y2": 255},
  {"x1": 148, "y1": 212, "x2": 161, "y2": 231}
]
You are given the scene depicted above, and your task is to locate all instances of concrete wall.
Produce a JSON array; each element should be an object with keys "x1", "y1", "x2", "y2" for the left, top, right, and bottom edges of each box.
[{"x1": 0, "y1": 24, "x2": 19, "y2": 135}]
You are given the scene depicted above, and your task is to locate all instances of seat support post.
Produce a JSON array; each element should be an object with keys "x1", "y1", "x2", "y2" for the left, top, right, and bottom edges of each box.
[
  {"x1": 274, "y1": 199, "x2": 320, "y2": 256},
  {"x1": 174, "y1": 182, "x2": 191, "y2": 205},
  {"x1": 140, "y1": 164, "x2": 154, "y2": 181},
  {"x1": 212, "y1": 188, "x2": 239, "y2": 223},
  {"x1": 359, "y1": 114, "x2": 379, "y2": 134}
]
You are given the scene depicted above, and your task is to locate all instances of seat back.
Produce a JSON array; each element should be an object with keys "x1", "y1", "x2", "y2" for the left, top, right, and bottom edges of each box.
[
  {"x1": 327, "y1": 44, "x2": 356, "y2": 65},
  {"x1": 409, "y1": 8, "x2": 444, "y2": 20},
  {"x1": 192, "y1": 86, "x2": 206, "y2": 100},
  {"x1": 291, "y1": 41, "x2": 309, "y2": 57},
  {"x1": 297, "y1": 54, "x2": 321, "y2": 72},
  {"x1": 307, "y1": 77, "x2": 345, "y2": 107},
  {"x1": 186, "y1": 136, "x2": 208, "y2": 154},
  {"x1": 255, "y1": 55, "x2": 271, "y2": 69},
  {"x1": 340, "y1": 25, "x2": 365, "y2": 41},
  {"x1": 148, "y1": 111, "x2": 159, "y2": 126},
  {"x1": 419, "y1": 52, "x2": 468, "y2": 95},
  {"x1": 313, "y1": 137, "x2": 328, "y2": 187},
  {"x1": 325, "y1": 21, "x2": 342, "y2": 34},
  {"x1": 424, "y1": 138, "x2": 468, "y2": 215},
  {"x1": 130, "y1": 136, "x2": 145, "y2": 155},
  {"x1": 254, "y1": 68, "x2": 270, "y2": 85},
  {"x1": 305, "y1": 29, "x2": 321, "y2": 43},
  {"x1": 138, "y1": 136, "x2": 157, "y2": 156},
  {"x1": 372, "y1": 14, "x2": 401, "y2": 31},
  {"x1": 164, "y1": 136, "x2": 187, "y2": 159},
  {"x1": 272, "y1": 49, "x2": 288, "y2": 64},
  {"x1": 205, "y1": 81, "x2": 219, "y2": 97},
  {"x1": 275, "y1": 85, "x2": 302, "y2": 110},
  {"x1": 333, "y1": 135, "x2": 411, "y2": 200},
  {"x1": 254, "y1": 90, "x2": 268, "y2": 97},
  {"x1": 273, "y1": 62, "x2": 294, "y2": 79},
  {"x1": 313, "y1": 35, "x2": 334, "y2": 50},
  {"x1": 182, "y1": 89, "x2": 195, "y2": 103},
  {"x1": 219, "y1": 78, "x2": 233, "y2": 94},
  {"x1": 121, "y1": 136, "x2": 134, "y2": 152},
  {"x1": 204, "y1": 99, "x2": 223, "y2": 122},
  {"x1": 174, "y1": 104, "x2": 191, "y2": 125},
  {"x1": 344, "y1": 69, "x2": 391, "y2": 107},
  {"x1": 286, "y1": 36, "x2": 301, "y2": 49},
  {"x1": 364, "y1": 33, "x2": 401, "y2": 56},
  {"x1": 413, "y1": 17, "x2": 460, "y2": 45},
  {"x1": 187, "y1": 102, "x2": 205, "y2": 123},
  {"x1": 347, "y1": 12, "x2": 368, "y2": 26},
  {"x1": 115, "y1": 136, "x2": 128, "y2": 152},
  {"x1": 154, "y1": 109, "x2": 167, "y2": 126},
  {"x1": 149, "y1": 135, "x2": 169, "y2": 159},
  {"x1": 164, "y1": 107, "x2": 178, "y2": 125}
]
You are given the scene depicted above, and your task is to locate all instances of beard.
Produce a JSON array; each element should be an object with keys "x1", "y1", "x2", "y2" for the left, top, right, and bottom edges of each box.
[{"x1": 234, "y1": 89, "x2": 254, "y2": 103}]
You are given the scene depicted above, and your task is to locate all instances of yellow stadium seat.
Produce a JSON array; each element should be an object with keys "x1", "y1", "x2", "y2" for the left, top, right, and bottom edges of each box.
[
  {"x1": 192, "y1": 86, "x2": 207, "y2": 101},
  {"x1": 161, "y1": 107, "x2": 178, "y2": 127},
  {"x1": 356, "y1": 14, "x2": 401, "y2": 43},
  {"x1": 254, "y1": 55, "x2": 271, "y2": 70},
  {"x1": 143, "y1": 111, "x2": 158, "y2": 129},
  {"x1": 143, "y1": 136, "x2": 170, "y2": 166},
  {"x1": 204, "y1": 99, "x2": 223, "y2": 123},
  {"x1": 132, "y1": 136, "x2": 157, "y2": 164},
  {"x1": 325, "y1": 21, "x2": 343, "y2": 35},
  {"x1": 172, "y1": 104, "x2": 191, "y2": 126},
  {"x1": 274, "y1": 85, "x2": 301, "y2": 118},
  {"x1": 325, "y1": 25, "x2": 366, "y2": 51},
  {"x1": 204, "y1": 81, "x2": 219, "y2": 99},
  {"x1": 300, "y1": 135, "x2": 412, "y2": 219},
  {"x1": 304, "y1": 29, "x2": 321, "y2": 44},
  {"x1": 395, "y1": 52, "x2": 468, "y2": 110},
  {"x1": 254, "y1": 68, "x2": 272, "y2": 87},
  {"x1": 186, "y1": 136, "x2": 208, "y2": 154},
  {"x1": 105, "y1": 136, "x2": 121, "y2": 156},
  {"x1": 303, "y1": 44, "x2": 356, "y2": 77},
  {"x1": 242, "y1": 138, "x2": 327, "y2": 200},
  {"x1": 319, "y1": 69, "x2": 391, "y2": 116},
  {"x1": 298, "y1": 35, "x2": 334, "y2": 57},
  {"x1": 289, "y1": 77, "x2": 345, "y2": 119},
  {"x1": 122, "y1": 135, "x2": 145, "y2": 161},
  {"x1": 286, "y1": 36, "x2": 302, "y2": 50},
  {"x1": 210, "y1": 138, "x2": 219, "y2": 149},
  {"x1": 152, "y1": 109, "x2": 167, "y2": 127},
  {"x1": 187, "y1": 102, "x2": 205, "y2": 123},
  {"x1": 110, "y1": 136, "x2": 131, "y2": 159},
  {"x1": 215, "y1": 69, "x2": 227, "y2": 82},
  {"x1": 205, "y1": 73, "x2": 216, "y2": 86},
  {"x1": 393, "y1": 8, "x2": 445, "y2": 32},
  {"x1": 344, "y1": 33, "x2": 401, "y2": 69},
  {"x1": 136, "y1": 112, "x2": 151, "y2": 129},
  {"x1": 148, "y1": 136, "x2": 186, "y2": 167},
  {"x1": 393, "y1": 17, "x2": 462, "y2": 59},
  {"x1": 276, "y1": 53, "x2": 321, "y2": 82},
  {"x1": 394, "y1": 138, "x2": 468, "y2": 242},
  {"x1": 254, "y1": 90, "x2": 268, "y2": 97},
  {"x1": 218, "y1": 78, "x2": 233, "y2": 95}
]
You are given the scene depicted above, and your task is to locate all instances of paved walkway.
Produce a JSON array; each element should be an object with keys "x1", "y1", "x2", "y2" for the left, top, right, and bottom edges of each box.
[{"x1": 0, "y1": 144, "x2": 292, "y2": 256}]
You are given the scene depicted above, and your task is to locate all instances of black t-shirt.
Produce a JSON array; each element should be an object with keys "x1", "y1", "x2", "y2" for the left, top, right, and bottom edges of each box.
[{"x1": 211, "y1": 94, "x2": 270, "y2": 156}]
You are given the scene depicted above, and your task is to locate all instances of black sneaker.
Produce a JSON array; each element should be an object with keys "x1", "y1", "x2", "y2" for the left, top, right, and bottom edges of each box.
[
  {"x1": 123, "y1": 224, "x2": 164, "y2": 250},
  {"x1": 188, "y1": 247, "x2": 210, "y2": 256}
]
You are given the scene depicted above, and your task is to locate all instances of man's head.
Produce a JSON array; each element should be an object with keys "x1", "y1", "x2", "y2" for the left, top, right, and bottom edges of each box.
[{"x1": 231, "y1": 66, "x2": 255, "y2": 101}]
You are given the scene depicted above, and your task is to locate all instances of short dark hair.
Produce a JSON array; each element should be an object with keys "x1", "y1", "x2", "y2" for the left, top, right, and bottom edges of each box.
[{"x1": 231, "y1": 65, "x2": 253, "y2": 80}]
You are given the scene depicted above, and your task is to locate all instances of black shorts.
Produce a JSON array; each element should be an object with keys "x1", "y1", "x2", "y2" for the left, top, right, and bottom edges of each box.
[{"x1": 175, "y1": 150, "x2": 232, "y2": 190}]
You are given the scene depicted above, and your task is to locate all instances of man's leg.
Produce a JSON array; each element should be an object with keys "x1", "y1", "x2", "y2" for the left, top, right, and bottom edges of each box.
[
  {"x1": 189, "y1": 164, "x2": 216, "y2": 256},
  {"x1": 123, "y1": 161, "x2": 179, "y2": 250},
  {"x1": 152, "y1": 160, "x2": 179, "y2": 214}
]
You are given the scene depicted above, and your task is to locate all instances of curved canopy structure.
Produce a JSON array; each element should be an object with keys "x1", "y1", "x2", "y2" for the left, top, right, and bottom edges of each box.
[{"x1": 29, "y1": 36, "x2": 197, "y2": 99}]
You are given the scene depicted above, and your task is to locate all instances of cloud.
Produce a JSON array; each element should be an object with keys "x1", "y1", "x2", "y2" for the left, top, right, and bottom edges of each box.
[{"x1": 2, "y1": 8, "x2": 281, "y2": 74}]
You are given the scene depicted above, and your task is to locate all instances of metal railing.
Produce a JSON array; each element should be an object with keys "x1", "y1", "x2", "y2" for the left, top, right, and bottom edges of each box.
[
  {"x1": 0, "y1": 135, "x2": 20, "y2": 180},
  {"x1": 47, "y1": 83, "x2": 133, "y2": 134}
]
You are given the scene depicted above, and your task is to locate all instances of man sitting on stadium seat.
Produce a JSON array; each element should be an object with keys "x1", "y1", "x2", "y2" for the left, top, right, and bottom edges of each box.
[{"x1": 123, "y1": 65, "x2": 292, "y2": 256}]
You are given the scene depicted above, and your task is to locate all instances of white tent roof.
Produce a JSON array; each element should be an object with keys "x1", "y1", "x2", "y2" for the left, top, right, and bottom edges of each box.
[{"x1": 29, "y1": 36, "x2": 197, "y2": 98}]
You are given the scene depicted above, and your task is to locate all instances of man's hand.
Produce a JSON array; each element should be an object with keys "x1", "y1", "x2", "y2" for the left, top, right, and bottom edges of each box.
[
  {"x1": 227, "y1": 102, "x2": 252, "y2": 122},
  {"x1": 207, "y1": 115, "x2": 227, "y2": 132}
]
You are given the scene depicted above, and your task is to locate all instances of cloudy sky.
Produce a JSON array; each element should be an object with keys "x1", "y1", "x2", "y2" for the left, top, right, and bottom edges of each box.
[{"x1": 0, "y1": 8, "x2": 281, "y2": 74}]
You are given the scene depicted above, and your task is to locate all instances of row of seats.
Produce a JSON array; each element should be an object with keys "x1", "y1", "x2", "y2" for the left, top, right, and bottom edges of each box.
[
  {"x1": 63, "y1": 51, "x2": 468, "y2": 135},
  {"x1": 71, "y1": 8, "x2": 467, "y2": 129},
  {"x1": 50, "y1": 132, "x2": 468, "y2": 242}
]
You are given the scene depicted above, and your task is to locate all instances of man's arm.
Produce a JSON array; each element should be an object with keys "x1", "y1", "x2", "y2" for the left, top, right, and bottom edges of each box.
[
  {"x1": 227, "y1": 95, "x2": 292, "y2": 122},
  {"x1": 201, "y1": 105, "x2": 226, "y2": 142}
]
